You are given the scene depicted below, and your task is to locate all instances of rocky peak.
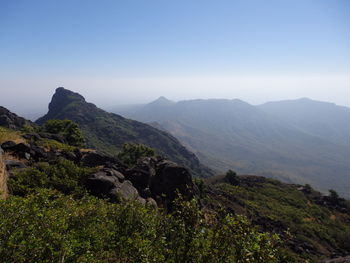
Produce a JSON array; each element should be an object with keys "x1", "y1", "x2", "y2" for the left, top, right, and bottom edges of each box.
[
  {"x1": 48, "y1": 87, "x2": 85, "y2": 115},
  {"x1": 0, "y1": 106, "x2": 32, "y2": 130},
  {"x1": 149, "y1": 96, "x2": 174, "y2": 107}
]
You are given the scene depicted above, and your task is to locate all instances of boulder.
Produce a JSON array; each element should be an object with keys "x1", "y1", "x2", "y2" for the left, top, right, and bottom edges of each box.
[
  {"x1": 5, "y1": 160, "x2": 27, "y2": 170},
  {"x1": 1, "y1": 141, "x2": 16, "y2": 150},
  {"x1": 22, "y1": 133, "x2": 41, "y2": 141},
  {"x1": 110, "y1": 180, "x2": 139, "y2": 201},
  {"x1": 102, "y1": 168, "x2": 125, "y2": 181},
  {"x1": 0, "y1": 106, "x2": 31, "y2": 130},
  {"x1": 150, "y1": 160, "x2": 194, "y2": 206},
  {"x1": 85, "y1": 171, "x2": 121, "y2": 197},
  {"x1": 81, "y1": 152, "x2": 119, "y2": 167}
]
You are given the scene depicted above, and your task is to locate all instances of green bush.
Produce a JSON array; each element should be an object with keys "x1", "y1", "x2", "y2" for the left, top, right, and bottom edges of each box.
[
  {"x1": 0, "y1": 191, "x2": 284, "y2": 263},
  {"x1": 8, "y1": 159, "x2": 94, "y2": 197},
  {"x1": 117, "y1": 143, "x2": 155, "y2": 167},
  {"x1": 43, "y1": 119, "x2": 85, "y2": 147}
]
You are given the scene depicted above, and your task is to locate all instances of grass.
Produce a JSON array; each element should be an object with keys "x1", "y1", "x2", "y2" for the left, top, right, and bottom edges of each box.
[
  {"x1": 0, "y1": 155, "x2": 8, "y2": 199},
  {"x1": 37, "y1": 138, "x2": 76, "y2": 152},
  {"x1": 0, "y1": 127, "x2": 25, "y2": 144}
]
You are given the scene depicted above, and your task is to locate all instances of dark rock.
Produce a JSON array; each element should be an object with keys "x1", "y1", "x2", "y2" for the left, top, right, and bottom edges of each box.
[
  {"x1": 85, "y1": 171, "x2": 121, "y2": 197},
  {"x1": 102, "y1": 168, "x2": 125, "y2": 181},
  {"x1": 29, "y1": 145, "x2": 48, "y2": 160},
  {"x1": 5, "y1": 160, "x2": 27, "y2": 170},
  {"x1": 62, "y1": 151, "x2": 77, "y2": 161},
  {"x1": 0, "y1": 106, "x2": 32, "y2": 130},
  {"x1": 150, "y1": 160, "x2": 194, "y2": 207},
  {"x1": 22, "y1": 133, "x2": 41, "y2": 141},
  {"x1": 125, "y1": 168, "x2": 151, "y2": 192},
  {"x1": 81, "y1": 152, "x2": 119, "y2": 167},
  {"x1": 109, "y1": 180, "x2": 139, "y2": 201},
  {"x1": 1, "y1": 141, "x2": 16, "y2": 150}
]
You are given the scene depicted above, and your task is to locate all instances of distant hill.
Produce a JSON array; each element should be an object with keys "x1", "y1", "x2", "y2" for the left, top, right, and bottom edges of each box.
[
  {"x1": 114, "y1": 97, "x2": 350, "y2": 198},
  {"x1": 259, "y1": 98, "x2": 350, "y2": 146},
  {"x1": 36, "y1": 88, "x2": 213, "y2": 177}
]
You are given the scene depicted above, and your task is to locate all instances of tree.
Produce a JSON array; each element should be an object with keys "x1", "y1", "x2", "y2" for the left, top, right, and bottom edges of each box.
[
  {"x1": 225, "y1": 169, "x2": 239, "y2": 186},
  {"x1": 117, "y1": 143, "x2": 155, "y2": 167},
  {"x1": 43, "y1": 119, "x2": 85, "y2": 147}
]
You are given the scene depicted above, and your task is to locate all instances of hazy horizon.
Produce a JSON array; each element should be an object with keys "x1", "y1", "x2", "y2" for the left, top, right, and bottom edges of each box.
[{"x1": 1, "y1": 0, "x2": 350, "y2": 116}]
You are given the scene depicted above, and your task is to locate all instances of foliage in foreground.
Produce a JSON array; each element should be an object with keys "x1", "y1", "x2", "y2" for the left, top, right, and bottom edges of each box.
[
  {"x1": 0, "y1": 190, "x2": 284, "y2": 263},
  {"x1": 8, "y1": 159, "x2": 95, "y2": 197}
]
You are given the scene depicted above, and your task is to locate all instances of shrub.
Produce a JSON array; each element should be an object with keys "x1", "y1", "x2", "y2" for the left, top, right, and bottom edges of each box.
[
  {"x1": 0, "y1": 191, "x2": 284, "y2": 263},
  {"x1": 225, "y1": 169, "x2": 239, "y2": 185},
  {"x1": 8, "y1": 159, "x2": 94, "y2": 197},
  {"x1": 117, "y1": 143, "x2": 155, "y2": 167},
  {"x1": 43, "y1": 119, "x2": 85, "y2": 147}
]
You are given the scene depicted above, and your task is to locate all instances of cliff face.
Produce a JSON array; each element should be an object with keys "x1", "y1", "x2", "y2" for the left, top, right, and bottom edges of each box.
[{"x1": 36, "y1": 88, "x2": 213, "y2": 177}]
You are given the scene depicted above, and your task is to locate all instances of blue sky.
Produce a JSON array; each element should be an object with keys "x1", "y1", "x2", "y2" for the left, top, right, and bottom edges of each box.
[{"x1": 0, "y1": 0, "x2": 350, "y2": 116}]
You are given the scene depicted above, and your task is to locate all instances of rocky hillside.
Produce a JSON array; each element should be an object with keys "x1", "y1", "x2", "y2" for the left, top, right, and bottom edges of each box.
[
  {"x1": 36, "y1": 88, "x2": 212, "y2": 177},
  {"x1": 202, "y1": 173, "x2": 350, "y2": 262},
  {"x1": 0, "y1": 110, "x2": 349, "y2": 262}
]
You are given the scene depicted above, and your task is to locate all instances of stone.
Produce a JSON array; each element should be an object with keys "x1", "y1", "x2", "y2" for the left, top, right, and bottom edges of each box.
[
  {"x1": 103, "y1": 168, "x2": 125, "y2": 181},
  {"x1": 81, "y1": 152, "x2": 118, "y2": 167},
  {"x1": 150, "y1": 160, "x2": 194, "y2": 206},
  {"x1": 1, "y1": 141, "x2": 16, "y2": 150},
  {"x1": 110, "y1": 180, "x2": 139, "y2": 201},
  {"x1": 5, "y1": 160, "x2": 27, "y2": 170},
  {"x1": 85, "y1": 171, "x2": 121, "y2": 197}
]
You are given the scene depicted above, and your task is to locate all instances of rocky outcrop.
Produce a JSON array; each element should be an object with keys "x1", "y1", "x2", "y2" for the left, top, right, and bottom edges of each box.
[
  {"x1": 0, "y1": 106, "x2": 32, "y2": 130},
  {"x1": 2, "y1": 138, "x2": 194, "y2": 209},
  {"x1": 85, "y1": 156, "x2": 194, "y2": 209}
]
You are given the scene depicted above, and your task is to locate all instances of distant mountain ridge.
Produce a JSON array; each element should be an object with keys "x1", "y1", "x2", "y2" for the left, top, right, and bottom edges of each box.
[
  {"x1": 36, "y1": 88, "x2": 213, "y2": 177},
  {"x1": 114, "y1": 97, "x2": 350, "y2": 198}
]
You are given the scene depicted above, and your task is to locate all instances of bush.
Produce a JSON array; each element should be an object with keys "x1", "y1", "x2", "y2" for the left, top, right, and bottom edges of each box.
[
  {"x1": 0, "y1": 191, "x2": 284, "y2": 263},
  {"x1": 43, "y1": 119, "x2": 85, "y2": 147},
  {"x1": 225, "y1": 169, "x2": 239, "y2": 185},
  {"x1": 8, "y1": 159, "x2": 94, "y2": 197},
  {"x1": 117, "y1": 143, "x2": 155, "y2": 167}
]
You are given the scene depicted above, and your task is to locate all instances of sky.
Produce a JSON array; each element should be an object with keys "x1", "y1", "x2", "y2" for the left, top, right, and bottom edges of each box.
[{"x1": 0, "y1": 0, "x2": 350, "y2": 118}]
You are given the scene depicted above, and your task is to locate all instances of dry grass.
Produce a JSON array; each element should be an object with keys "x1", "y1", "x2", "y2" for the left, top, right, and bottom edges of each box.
[
  {"x1": 0, "y1": 127, "x2": 25, "y2": 144},
  {"x1": 0, "y1": 153, "x2": 8, "y2": 199}
]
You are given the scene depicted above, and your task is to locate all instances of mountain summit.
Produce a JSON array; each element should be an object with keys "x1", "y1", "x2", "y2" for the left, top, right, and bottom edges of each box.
[{"x1": 36, "y1": 88, "x2": 212, "y2": 177}]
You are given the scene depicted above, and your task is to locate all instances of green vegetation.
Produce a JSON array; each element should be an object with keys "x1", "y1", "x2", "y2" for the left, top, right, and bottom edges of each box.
[
  {"x1": 0, "y1": 127, "x2": 23, "y2": 144},
  {"x1": 8, "y1": 159, "x2": 94, "y2": 197},
  {"x1": 42, "y1": 119, "x2": 85, "y2": 147},
  {"x1": 0, "y1": 190, "x2": 283, "y2": 263},
  {"x1": 204, "y1": 177, "x2": 350, "y2": 261},
  {"x1": 117, "y1": 143, "x2": 155, "y2": 167},
  {"x1": 37, "y1": 138, "x2": 76, "y2": 152},
  {"x1": 225, "y1": 169, "x2": 239, "y2": 185}
]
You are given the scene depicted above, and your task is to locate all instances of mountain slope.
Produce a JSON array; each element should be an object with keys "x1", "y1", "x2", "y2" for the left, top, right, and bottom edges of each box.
[
  {"x1": 115, "y1": 98, "x2": 350, "y2": 198},
  {"x1": 36, "y1": 88, "x2": 213, "y2": 177},
  {"x1": 259, "y1": 98, "x2": 350, "y2": 146}
]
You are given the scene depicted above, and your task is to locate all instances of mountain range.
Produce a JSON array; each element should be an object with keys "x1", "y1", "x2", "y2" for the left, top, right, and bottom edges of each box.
[
  {"x1": 113, "y1": 97, "x2": 350, "y2": 198},
  {"x1": 36, "y1": 88, "x2": 213, "y2": 177}
]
